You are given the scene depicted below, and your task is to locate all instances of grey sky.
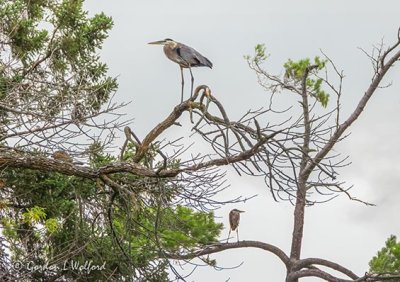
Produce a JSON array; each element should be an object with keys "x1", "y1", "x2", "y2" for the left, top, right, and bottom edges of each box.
[{"x1": 85, "y1": 0, "x2": 400, "y2": 281}]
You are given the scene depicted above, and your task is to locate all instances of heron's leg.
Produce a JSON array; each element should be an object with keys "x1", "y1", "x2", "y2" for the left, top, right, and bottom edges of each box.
[
  {"x1": 180, "y1": 66, "x2": 184, "y2": 103},
  {"x1": 236, "y1": 228, "x2": 239, "y2": 242},
  {"x1": 189, "y1": 66, "x2": 194, "y2": 98},
  {"x1": 227, "y1": 229, "x2": 231, "y2": 243}
]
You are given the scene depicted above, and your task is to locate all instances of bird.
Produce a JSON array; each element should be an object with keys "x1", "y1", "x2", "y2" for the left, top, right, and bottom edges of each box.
[
  {"x1": 52, "y1": 150, "x2": 83, "y2": 165},
  {"x1": 52, "y1": 150, "x2": 73, "y2": 163},
  {"x1": 148, "y1": 38, "x2": 213, "y2": 102},
  {"x1": 227, "y1": 209, "x2": 245, "y2": 243}
]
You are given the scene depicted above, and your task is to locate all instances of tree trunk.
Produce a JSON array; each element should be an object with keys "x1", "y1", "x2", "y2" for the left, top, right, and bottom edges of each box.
[{"x1": 287, "y1": 183, "x2": 307, "y2": 282}]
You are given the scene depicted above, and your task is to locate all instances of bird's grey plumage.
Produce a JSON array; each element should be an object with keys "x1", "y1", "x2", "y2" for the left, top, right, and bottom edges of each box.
[
  {"x1": 227, "y1": 209, "x2": 245, "y2": 242},
  {"x1": 171, "y1": 43, "x2": 213, "y2": 69},
  {"x1": 149, "y1": 38, "x2": 212, "y2": 102}
]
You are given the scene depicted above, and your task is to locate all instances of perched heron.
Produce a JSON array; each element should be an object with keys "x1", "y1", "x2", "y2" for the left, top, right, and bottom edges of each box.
[
  {"x1": 148, "y1": 38, "x2": 213, "y2": 102},
  {"x1": 227, "y1": 209, "x2": 245, "y2": 242}
]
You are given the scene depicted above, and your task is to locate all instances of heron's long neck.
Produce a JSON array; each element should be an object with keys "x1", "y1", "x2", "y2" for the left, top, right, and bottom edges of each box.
[
  {"x1": 166, "y1": 41, "x2": 178, "y2": 49},
  {"x1": 163, "y1": 42, "x2": 180, "y2": 63}
]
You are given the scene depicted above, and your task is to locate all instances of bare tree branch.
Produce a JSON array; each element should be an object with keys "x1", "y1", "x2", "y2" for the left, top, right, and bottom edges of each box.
[{"x1": 165, "y1": 240, "x2": 290, "y2": 268}]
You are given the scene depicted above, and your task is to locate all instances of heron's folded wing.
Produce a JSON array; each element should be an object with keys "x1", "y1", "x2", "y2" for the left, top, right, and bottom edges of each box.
[{"x1": 178, "y1": 44, "x2": 213, "y2": 68}]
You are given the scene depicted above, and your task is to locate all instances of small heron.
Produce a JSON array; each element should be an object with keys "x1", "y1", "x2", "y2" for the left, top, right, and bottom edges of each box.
[
  {"x1": 227, "y1": 209, "x2": 245, "y2": 242},
  {"x1": 148, "y1": 38, "x2": 212, "y2": 102}
]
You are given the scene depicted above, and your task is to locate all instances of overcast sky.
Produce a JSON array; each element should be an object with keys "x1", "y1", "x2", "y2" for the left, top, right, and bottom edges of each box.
[{"x1": 84, "y1": 1, "x2": 400, "y2": 281}]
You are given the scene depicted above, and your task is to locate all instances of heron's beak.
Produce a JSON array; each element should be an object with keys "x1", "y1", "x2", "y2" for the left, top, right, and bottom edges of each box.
[
  {"x1": 148, "y1": 40, "x2": 166, "y2": 45},
  {"x1": 238, "y1": 210, "x2": 245, "y2": 213}
]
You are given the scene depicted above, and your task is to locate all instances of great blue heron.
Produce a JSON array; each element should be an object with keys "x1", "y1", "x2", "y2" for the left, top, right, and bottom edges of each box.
[
  {"x1": 227, "y1": 209, "x2": 245, "y2": 242},
  {"x1": 148, "y1": 38, "x2": 212, "y2": 102}
]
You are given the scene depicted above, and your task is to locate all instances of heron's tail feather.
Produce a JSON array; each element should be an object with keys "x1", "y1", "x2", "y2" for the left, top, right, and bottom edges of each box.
[{"x1": 202, "y1": 57, "x2": 213, "y2": 68}]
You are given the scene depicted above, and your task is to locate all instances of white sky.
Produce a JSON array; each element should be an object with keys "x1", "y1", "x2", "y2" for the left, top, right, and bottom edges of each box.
[{"x1": 85, "y1": 1, "x2": 400, "y2": 281}]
